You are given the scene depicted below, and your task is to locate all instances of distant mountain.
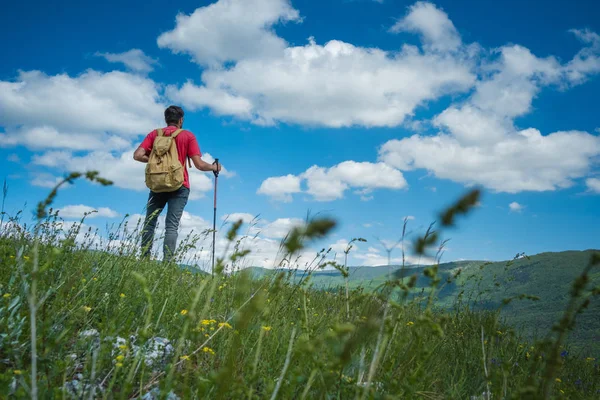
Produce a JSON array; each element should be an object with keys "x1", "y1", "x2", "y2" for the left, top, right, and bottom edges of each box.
[{"x1": 244, "y1": 250, "x2": 600, "y2": 355}]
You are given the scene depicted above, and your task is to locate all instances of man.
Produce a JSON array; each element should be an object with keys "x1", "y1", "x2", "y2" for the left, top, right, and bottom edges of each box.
[{"x1": 133, "y1": 105, "x2": 221, "y2": 261}]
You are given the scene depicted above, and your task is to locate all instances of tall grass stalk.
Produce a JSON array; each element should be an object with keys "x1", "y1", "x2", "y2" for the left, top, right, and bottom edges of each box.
[{"x1": 270, "y1": 327, "x2": 296, "y2": 400}]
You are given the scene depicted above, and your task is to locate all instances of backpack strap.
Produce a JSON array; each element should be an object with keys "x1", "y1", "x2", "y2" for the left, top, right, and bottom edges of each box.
[
  {"x1": 157, "y1": 128, "x2": 164, "y2": 137},
  {"x1": 170, "y1": 129, "x2": 183, "y2": 138}
]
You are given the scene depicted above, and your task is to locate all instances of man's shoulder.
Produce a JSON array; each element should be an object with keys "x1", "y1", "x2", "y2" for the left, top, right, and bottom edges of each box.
[{"x1": 180, "y1": 129, "x2": 197, "y2": 139}]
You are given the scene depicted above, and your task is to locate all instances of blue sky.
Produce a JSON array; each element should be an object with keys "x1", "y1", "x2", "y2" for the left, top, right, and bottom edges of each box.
[{"x1": 1, "y1": 0, "x2": 599, "y2": 269}]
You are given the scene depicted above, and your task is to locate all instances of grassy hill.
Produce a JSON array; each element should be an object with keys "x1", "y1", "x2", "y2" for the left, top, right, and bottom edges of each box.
[
  {"x1": 246, "y1": 250, "x2": 600, "y2": 355},
  {"x1": 1, "y1": 179, "x2": 597, "y2": 398}
]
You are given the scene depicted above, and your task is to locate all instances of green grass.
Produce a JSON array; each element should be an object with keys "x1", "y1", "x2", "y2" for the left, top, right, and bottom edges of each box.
[
  {"x1": 0, "y1": 175, "x2": 599, "y2": 399},
  {"x1": 249, "y1": 251, "x2": 600, "y2": 357}
]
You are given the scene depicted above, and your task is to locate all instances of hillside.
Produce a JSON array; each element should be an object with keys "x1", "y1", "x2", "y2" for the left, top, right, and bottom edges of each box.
[
  {"x1": 1, "y1": 211, "x2": 599, "y2": 398},
  {"x1": 246, "y1": 250, "x2": 600, "y2": 354}
]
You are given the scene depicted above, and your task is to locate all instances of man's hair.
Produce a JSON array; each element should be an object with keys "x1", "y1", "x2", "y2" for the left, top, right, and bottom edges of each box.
[{"x1": 165, "y1": 105, "x2": 184, "y2": 125}]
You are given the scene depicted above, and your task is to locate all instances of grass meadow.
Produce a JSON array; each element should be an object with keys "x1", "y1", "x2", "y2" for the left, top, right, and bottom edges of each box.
[{"x1": 0, "y1": 172, "x2": 598, "y2": 399}]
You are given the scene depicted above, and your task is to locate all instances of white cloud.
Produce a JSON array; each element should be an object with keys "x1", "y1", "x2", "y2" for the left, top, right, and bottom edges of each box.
[
  {"x1": 0, "y1": 126, "x2": 130, "y2": 151},
  {"x1": 379, "y1": 33, "x2": 600, "y2": 193},
  {"x1": 30, "y1": 173, "x2": 65, "y2": 189},
  {"x1": 380, "y1": 129, "x2": 600, "y2": 193},
  {"x1": 165, "y1": 81, "x2": 253, "y2": 117},
  {"x1": 7, "y1": 154, "x2": 20, "y2": 163},
  {"x1": 258, "y1": 160, "x2": 407, "y2": 202},
  {"x1": 403, "y1": 215, "x2": 416, "y2": 220},
  {"x1": 586, "y1": 178, "x2": 600, "y2": 193},
  {"x1": 257, "y1": 174, "x2": 302, "y2": 202},
  {"x1": 161, "y1": 0, "x2": 475, "y2": 128},
  {"x1": 222, "y1": 213, "x2": 257, "y2": 224},
  {"x1": 0, "y1": 70, "x2": 164, "y2": 140},
  {"x1": 157, "y1": 0, "x2": 301, "y2": 67},
  {"x1": 95, "y1": 49, "x2": 159, "y2": 73},
  {"x1": 565, "y1": 29, "x2": 600, "y2": 84},
  {"x1": 509, "y1": 202, "x2": 525, "y2": 213},
  {"x1": 329, "y1": 239, "x2": 353, "y2": 254},
  {"x1": 302, "y1": 161, "x2": 407, "y2": 201},
  {"x1": 259, "y1": 218, "x2": 304, "y2": 239},
  {"x1": 389, "y1": 1, "x2": 461, "y2": 52},
  {"x1": 169, "y1": 38, "x2": 475, "y2": 128},
  {"x1": 57, "y1": 204, "x2": 119, "y2": 219}
]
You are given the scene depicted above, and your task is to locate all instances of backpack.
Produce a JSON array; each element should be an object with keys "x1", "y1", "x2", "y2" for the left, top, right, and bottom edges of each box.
[{"x1": 145, "y1": 128, "x2": 185, "y2": 192}]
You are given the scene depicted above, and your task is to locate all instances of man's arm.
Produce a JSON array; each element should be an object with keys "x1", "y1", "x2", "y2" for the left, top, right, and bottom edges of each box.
[
  {"x1": 133, "y1": 147, "x2": 149, "y2": 163},
  {"x1": 191, "y1": 155, "x2": 221, "y2": 172}
]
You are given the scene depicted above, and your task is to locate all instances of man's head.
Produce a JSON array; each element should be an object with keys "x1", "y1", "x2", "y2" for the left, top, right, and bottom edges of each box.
[{"x1": 165, "y1": 105, "x2": 184, "y2": 128}]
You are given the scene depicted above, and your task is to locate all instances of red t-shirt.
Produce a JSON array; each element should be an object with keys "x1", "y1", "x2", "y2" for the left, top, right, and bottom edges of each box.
[{"x1": 139, "y1": 126, "x2": 201, "y2": 189}]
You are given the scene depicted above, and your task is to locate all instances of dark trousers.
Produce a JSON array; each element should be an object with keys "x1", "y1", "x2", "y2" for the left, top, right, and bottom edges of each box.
[{"x1": 141, "y1": 186, "x2": 190, "y2": 261}]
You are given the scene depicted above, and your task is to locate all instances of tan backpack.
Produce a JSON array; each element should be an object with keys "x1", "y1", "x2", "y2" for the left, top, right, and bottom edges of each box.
[{"x1": 145, "y1": 128, "x2": 185, "y2": 192}]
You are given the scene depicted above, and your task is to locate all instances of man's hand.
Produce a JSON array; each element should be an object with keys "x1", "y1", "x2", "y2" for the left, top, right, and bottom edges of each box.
[
  {"x1": 133, "y1": 147, "x2": 149, "y2": 163},
  {"x1": 213, "y1": 161, "x2": 222, "y2": 173}
]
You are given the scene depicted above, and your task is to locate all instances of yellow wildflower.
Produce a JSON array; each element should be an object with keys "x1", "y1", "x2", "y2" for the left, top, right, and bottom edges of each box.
[
  {"x1": 83, "y1": 306, "x2": 92, "y2": 313},
  {"x1": 297, "y1": 307, "x2": 301, "y2": 310},
  {"x1": 9, "y1": 255, "x2": 14, "y2": 259},
  {"x1": 262, "y1": 326, "x2": 272, "y2": 332},
  {"x1": 116, "y1": 355, "x2": 124, "y2": 362},
  {"x1": 3, "y1": 293, "x2": 11, "y2": 299},
  {"x1": 93, "y1": 277, "x2": 98, "y2": 281},
  {"x1": 218, "y1": 322, "x2": 232, "y2": 329},
  {"x1": 202, "y1": 346, "x2": 215, "y2": 355},
  {"x1": 180, "y1": 309, "x2": 188, "y2": 316},
  {"x1": 180, "y1": 355, "x2": 190, "y2": 361},
  {"x1": 526, "y1": 352, "x2": 530, "y2": 360},
  {"x1": 13, "y1": 370, "x2": 22, "y2": 375},
  {"x1": 218, "y1": 285, "x2": 223, "y2": 290},
  {"x1": 406, "y1": 321, "x2": 414, "y2": 326},
  {"x1": 205, "y1": 334, "x2": 210, "y2": 338},
  {"x1": 119, "y1": 345, "x2": 128, "y2": 351},
  {"x1": 82, "y1": 278, "x2": 87, "y2": 283},
  {"x1": 120, "y1": 293, "x2": 126, "y2": 299},
  {"x1": 555, "y1": 378, "x2": 562, "y2": 383},
  {"x1": 560, "y1": 390, "x2": 565, "y2": 394},
  {"x1": 496, "y1": 330, "x2": 503, "y2": 335},
  {"x1": 116, "y1": 362, "x2": 123, "y2": 368},
  {"x1": 586, "y1": 357, "x2": 595, "y2": 362},
  {"x1": 23, "y1": 256, "x2": 30, "y2": 261}
]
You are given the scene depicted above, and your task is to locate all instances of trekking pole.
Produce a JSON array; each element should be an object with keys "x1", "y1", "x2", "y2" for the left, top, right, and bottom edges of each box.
[{"x1": 211, "y1": 158, "x2": 219, "y2": 276}]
